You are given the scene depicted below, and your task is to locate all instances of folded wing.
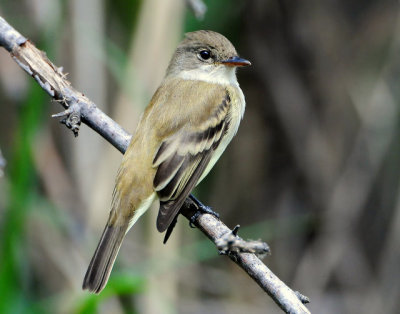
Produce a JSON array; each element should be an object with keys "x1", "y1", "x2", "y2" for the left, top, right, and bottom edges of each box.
[{"x1": 153, "y1": 92, "x2": 231, "y2": 232}]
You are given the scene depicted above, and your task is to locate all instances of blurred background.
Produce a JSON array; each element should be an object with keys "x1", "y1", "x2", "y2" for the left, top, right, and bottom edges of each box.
[{"x1": 0, "y1": 0, "x2": 399, "y2": 313}]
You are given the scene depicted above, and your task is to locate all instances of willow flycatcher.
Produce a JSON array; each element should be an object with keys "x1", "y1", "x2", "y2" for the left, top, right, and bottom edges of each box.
[{"x1": 83, "y1": 30, "x2": 251, "y2": 293}]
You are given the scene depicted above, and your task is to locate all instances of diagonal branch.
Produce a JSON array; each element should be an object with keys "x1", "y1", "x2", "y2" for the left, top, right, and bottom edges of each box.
[{"x1": 0, "y1": 16, "x2": 310, "y2": 314}]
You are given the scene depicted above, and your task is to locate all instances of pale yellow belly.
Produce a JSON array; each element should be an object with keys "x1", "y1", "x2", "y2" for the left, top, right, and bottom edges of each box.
[{"x1": 197, "y1": 85, "x2": 245, "y2": 185}]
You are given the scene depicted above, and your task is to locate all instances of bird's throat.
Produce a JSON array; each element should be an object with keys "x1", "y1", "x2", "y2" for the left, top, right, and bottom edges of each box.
[{"x1": 177, "y1": 65, "x2": 238, "y2": 86}]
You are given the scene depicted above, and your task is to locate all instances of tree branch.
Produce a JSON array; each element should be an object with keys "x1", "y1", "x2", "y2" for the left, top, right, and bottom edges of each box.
[{"x1": 0, "y1": 16, "x2": 310, "y2": 314}]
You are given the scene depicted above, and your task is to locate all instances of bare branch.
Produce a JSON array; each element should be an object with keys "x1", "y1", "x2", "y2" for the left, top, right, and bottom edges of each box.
[
  {"x1": 0, "y1": 16, "x2": 310, "y2": 314},
  {"x1": 0, "y1": 16, "x2": 27, "y2": 52},
  {"x1": 215, "y1": 224, "x2": 271, "y2": 258},
  {"x1": 181, "y1": 199, "x2": 310, "y2": 313},
  {"x1": 295, "y1": 291, "x2": 310, "y2": 305},
  {"x1": 0, "y1": 17, "x2": 130, "y2": 153}
]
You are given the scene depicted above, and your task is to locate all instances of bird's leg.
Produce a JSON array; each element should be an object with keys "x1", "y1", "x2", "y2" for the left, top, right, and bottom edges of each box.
[
  {"x1": 189, "y1": 194, "x2": 220, "y2": 227},
  {"x1": 163, "y1": 195, "x2": 220, "y2": 241},
  {"x1": 164, "y1": 194, "x2": 219, "y2": 242}
]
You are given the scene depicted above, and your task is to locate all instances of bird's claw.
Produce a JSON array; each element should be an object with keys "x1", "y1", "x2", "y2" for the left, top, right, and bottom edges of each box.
[{"x1": 189, "y1": 204, "x2": 219, "y2": 227}]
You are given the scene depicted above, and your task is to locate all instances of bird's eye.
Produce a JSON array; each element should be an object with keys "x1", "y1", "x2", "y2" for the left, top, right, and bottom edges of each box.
[{"x1": 199, "y1": 50, "x2": 211, "y2": 60}]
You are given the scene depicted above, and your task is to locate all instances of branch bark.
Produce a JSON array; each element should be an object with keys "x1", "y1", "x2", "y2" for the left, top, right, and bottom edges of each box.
[{"x1": 0, "y1": 16, "x2": 310, "y2": 314}]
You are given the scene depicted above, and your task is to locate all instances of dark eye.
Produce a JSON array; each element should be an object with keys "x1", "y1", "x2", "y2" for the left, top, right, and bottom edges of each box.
[{"x1": 199, "y1": 50, "x2": 211, "y2": 60}]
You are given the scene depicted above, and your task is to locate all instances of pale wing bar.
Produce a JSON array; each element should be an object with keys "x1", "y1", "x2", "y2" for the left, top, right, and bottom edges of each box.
[{"x1": 153, "y1": 94, "x2": 230, "y2": 232}]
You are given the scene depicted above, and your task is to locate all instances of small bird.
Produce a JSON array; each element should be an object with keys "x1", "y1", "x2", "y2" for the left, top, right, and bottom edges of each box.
[{"x1": 83, "y1": 30, "x2": 251, "y2": 293}]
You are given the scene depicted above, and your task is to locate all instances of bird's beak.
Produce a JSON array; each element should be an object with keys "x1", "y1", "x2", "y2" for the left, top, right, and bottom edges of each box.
[{"x1": 221, "y1": 56, "x2": 251, "y2": 67}]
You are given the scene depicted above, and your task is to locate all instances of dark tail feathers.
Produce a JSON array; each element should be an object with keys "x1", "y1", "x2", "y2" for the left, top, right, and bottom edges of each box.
[{"x1": 82, "y1": 224, "x2": 127, "y2": 294}]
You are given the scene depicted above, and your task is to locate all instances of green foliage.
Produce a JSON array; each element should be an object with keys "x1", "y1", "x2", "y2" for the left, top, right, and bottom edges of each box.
[
  {"x1": 0, "y1": 83, "x2": 46, "y2": 313},
  {"x1": 75, "y1": 275, "x2": 144, "y2": 314}
]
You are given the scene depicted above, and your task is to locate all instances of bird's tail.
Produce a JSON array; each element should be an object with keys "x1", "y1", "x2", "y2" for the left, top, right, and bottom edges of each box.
[{"x1": 82, "y1": 224, "x2": 127, "y2": 294}]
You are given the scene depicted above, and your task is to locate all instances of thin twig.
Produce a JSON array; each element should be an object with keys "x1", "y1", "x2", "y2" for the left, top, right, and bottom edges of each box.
[
  {"x1": 180, "y1": 199, "x2": 310, "y2": 313},
  {"x1": 215, "y1": 224, "x2": 271, "y2": 258},
  {"x1": 0, "y1": 17, "x2": 130, "y2": 153},
  {"x1": 0, "y1": 15, "x2": 310, "y2": 314}
]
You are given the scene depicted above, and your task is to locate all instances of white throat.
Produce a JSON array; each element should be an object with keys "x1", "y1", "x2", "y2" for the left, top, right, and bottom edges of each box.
[{"x1": 177, "y1": 65, "x2": 239, "y2": 86}]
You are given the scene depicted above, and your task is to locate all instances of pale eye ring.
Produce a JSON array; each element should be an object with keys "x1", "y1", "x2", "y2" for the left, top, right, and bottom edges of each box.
[{"x1": 198, "y1": 50, "x2": 211, "y2": 60}]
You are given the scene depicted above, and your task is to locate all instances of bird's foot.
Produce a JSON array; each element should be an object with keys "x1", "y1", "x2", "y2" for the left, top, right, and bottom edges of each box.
[{"x1": 189, "y1": 194, "x2": 220, "y2": 228}]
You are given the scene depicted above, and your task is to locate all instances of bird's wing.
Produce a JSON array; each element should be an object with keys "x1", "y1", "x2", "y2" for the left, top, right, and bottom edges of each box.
[{"x1": 152, "y1": 89, "x2": 231, "y2": 232}]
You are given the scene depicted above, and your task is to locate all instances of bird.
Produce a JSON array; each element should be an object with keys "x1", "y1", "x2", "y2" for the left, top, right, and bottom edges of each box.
[{"x1": 83, "y1": 30, "x2": 251, "y2": 293}]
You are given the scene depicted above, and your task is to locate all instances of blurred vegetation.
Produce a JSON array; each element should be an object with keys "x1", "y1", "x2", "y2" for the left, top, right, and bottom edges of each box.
[{"x1": 0, "y1": 0, "x2": 399, "y2": 313}]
